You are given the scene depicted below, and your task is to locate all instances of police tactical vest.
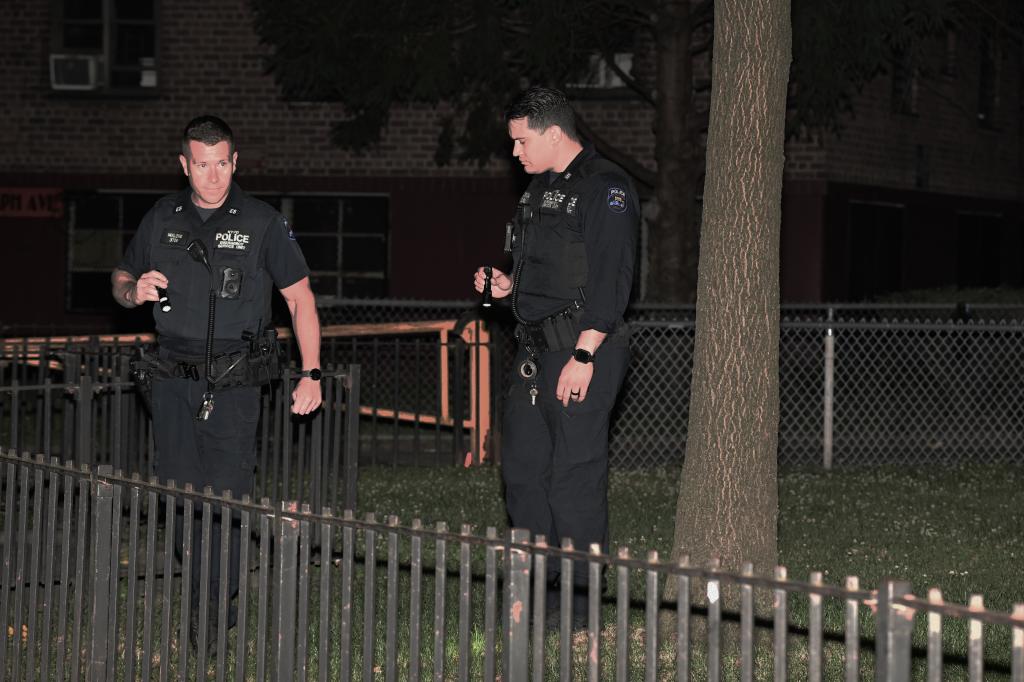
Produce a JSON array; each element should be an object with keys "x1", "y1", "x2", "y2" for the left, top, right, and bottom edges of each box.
[
  {"x1": 146, "y1": 186, "x2": 275, "y2": 342},
  {"x1": 510, "y1": 155, "x2": 630, "y2": 308}
]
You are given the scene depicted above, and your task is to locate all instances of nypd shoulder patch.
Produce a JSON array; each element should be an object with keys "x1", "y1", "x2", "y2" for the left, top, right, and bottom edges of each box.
[{"x1": 607, "y1": 187, "x2": 627, "y2": 214}]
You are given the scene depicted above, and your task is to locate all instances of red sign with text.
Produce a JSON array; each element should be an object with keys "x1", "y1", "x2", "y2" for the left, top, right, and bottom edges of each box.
[{"x1": 0, "y1": 188, "x2": 64, "y2": 218}]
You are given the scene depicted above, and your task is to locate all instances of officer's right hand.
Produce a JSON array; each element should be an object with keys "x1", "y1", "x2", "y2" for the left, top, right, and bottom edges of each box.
[
  {"x1": 473, "y1": 266, "x2": 512, "y2": 299},
  {"x1": 132, "y1": 270, "x2": 169, "y2": 305}
]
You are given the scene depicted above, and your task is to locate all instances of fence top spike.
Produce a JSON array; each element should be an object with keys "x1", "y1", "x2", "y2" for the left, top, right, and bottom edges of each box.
[
  {"x1": 561, "y1": 538, "x2": 574, "y2": 550},
  {"x1": 775, "y1": 565, "x2": 787, "y2": 580},
  {"x1": 678, "y1": 554, "x2": 690, "y2": 568},
  {"x1": 486, "y1": 526, "x2": 497, "y2": 539},
  {"x1": 300, "y1": 503, "x2": 311, "y2": 514},
  {"x1": 411, "y1": 517, "x2": 422, "y2": 529},
  {"x1": 389, "y1": 515, "x2": 400, "y2": 527},
  {"x1": 343, "y1": 509, "x2": 354, "y2": 520},
  {"x1": 708, "y1": 556, "x2": 721, "y2": 570},
  {"x1": 969, "y1": 594, "x2": 985, "y2": 610},
  {"x1": 1011, "y1": 604, "x2": 1024, "y2": 620},
  {"x1": 741, "y1": 562, "x2": 753, "y2": 576},
  {"x1": 321, "y1": 506, "x2": 333, "y2": 518},
  {"x1": 460, "y1": 522, "x2": 471, "y2": 534},
  {"x1": 435, "y1": 520, "x2": 447, "y2": 532},
  {"x1": 588, "y1": 542, "x2": 602, "y2": 555},
  {"x1": 928, "y1": 587, "x2": 943, "y2": 603},
  {"x1": 810, "y1": 571, "x2": 824, "y2": 584},
  {"x1": 648, "y1": 549, "x2": 659, "y2": 563},
  {"x1": 535, "y1": 535, "x2": 548, "y2": 548},
  {"x1": 220, "y1": 488, "x2": 234, "y2": 501},
  {"x1": 364, "y1": 511, "x2": 376, "y2": 523},
  {"x1": 845, "y1": 575, "x2": 859, "y2": 590},
  {"x1": 617, "y1": 547, "x2": 630, "y2": 560}
]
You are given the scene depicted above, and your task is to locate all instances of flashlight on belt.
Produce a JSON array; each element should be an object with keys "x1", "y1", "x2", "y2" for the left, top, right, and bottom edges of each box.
[
  {"x1": 156, "y1": 287, "x2": 171, "y2": 313},
  {"x1": 481, "y1": 266, "x2": 493, "y2": 308}
]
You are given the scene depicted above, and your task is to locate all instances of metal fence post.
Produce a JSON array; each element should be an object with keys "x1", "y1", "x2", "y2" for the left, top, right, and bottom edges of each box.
[
  {"x1": 275, "y1": 502, "x2": 300, "y2": 682},
  {"x1": 823, "y1": 307, "x2": 835, "y2": 469},
  {"x1": 88, "y1": 466, "x2": 114, "y2": 681},
  {"x1": 76, "y1": 374, "x2": 93, "y2": 467},
  {"x1": 506, "y1": 528, "x2": 531, "y2": 682},
  {"x1": 344, "y1": 364, "x2": 360, "y2": 513},
  {"x1": 875, "y1": 579, "x2": 912, "y2": 682}
]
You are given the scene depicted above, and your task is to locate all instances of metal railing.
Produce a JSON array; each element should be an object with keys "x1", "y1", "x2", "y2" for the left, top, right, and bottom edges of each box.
[
  {"x1": 7, "y1": 302, "x2": 1024, "y2": 471},
  {"x1": 0, "y1": 451, "x2": 1021, "y2": 681},
  {"x1": 322, "y1": 299, "x2": 1024, "y2": 468}
]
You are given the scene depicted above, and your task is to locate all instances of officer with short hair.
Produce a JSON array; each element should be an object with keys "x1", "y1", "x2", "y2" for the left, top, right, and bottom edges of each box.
[
  {"x1": 111, "y1": 115, "x2": 323, "y2": 650},
  {"x1": 474, "y1": 87, "x2": 638, "y2": 630}
]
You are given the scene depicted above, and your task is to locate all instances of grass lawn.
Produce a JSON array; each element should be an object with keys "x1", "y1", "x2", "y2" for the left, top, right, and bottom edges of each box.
[{"x1": 353, "y1": 462, "x2": 1024, "y2": 679}]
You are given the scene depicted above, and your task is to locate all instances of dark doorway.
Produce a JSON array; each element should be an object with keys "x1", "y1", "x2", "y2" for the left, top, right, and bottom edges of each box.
[
  {"x1": 848, "y1": 202, "x2": 904, "y2": 300},
  {"x1": 956, "y1": 213, "x2": 1002, "y2": 288}
]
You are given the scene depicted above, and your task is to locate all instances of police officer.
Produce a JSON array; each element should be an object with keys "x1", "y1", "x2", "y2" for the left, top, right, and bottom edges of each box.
[
  {"x1": 474, "y1": 87, "x2": 637, "y2": 629},
  {"x1": 111, "y1": 115, "x2": 323, "y2": 650}
]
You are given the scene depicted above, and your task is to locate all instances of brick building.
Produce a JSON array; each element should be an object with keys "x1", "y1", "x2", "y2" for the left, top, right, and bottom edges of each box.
[{"x1": 1, "y1": 0, "x2": 1022, "y2": 334}]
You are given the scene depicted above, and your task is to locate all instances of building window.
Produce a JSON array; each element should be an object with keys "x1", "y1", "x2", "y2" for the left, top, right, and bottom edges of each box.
[
  {"x1": 267, "y1": 195, "x2": 390, "y2": 300},
  {"x1": 977, "y1": 33, "x2": 999, "y2": 128},
  {"x1": 890, "y1": 52, "x2": 918, "y2": 115},
  {"x1": 50, "y1": 0, "x2": 158, "y2": 92},
  {"x1": 66, "y1": 191, "x2": 165, "y2": 311}
]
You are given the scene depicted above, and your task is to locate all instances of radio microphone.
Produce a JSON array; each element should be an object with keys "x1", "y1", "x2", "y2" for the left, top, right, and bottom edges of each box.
[
  {"x1": 481, "y1": 266, "x2": 493, "y2": 308},
  {"x1": 156, "y1": 287, "x2": 171, "y2": 313}
]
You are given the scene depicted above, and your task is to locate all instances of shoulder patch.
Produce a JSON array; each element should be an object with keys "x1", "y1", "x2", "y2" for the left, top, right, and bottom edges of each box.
[{"x1": 607, "y1": 187, "x2": 627, "y2": 214}]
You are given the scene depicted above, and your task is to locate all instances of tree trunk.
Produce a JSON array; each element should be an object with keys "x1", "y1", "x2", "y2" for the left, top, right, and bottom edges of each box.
[
  {"x1": 671, "y1": 0, "x2": 791, "y2": 586},
  {"x1": 649, "y1": 0, "x2": 700, "y2": 303}
]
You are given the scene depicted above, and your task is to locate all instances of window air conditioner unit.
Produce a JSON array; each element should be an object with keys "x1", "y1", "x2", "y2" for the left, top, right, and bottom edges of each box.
[{"x1": 50, "y1": 54, "x2": 101, "y2": 91}]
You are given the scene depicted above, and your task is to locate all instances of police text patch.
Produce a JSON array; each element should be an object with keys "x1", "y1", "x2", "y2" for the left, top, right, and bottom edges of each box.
[
  {"x1": 541, "y1": 190, "x2": 566, "y2": 210},
  {"x1": 607, "y1": 188, "x2": 627, "y2": 214},
  {"x1": 215, "y1": 229, "x2": 251, "y2": 251},
  {"x1": 160, "y1": 230, "x2": 189, "y2": 246}
]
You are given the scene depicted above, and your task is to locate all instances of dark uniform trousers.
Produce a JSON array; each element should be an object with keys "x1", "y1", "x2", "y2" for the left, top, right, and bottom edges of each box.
[
  {"x1": 501, "y1": 340, "x2": 629, "y2": 608},
  {"x1": 151, "y1": 366, "x2": 261, "y2": 625}
]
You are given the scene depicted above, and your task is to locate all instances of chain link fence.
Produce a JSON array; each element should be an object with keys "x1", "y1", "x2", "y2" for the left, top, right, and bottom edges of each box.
[{"x1": 320, "y1": 299, "x2": 1024, "y2": 468}]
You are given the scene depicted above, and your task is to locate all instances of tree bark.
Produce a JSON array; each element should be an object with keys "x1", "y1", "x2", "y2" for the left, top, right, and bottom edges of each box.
[
  {"x1": 648, "y1": 0, "x2": 701, "y2": 303},
  {"x1": 671, "y1": 0, "x2": 791, "y2": 587}
]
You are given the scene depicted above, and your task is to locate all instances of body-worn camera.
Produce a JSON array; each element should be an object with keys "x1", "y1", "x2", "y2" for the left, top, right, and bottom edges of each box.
[{"x1": 219, "y1": 266, "x2": 242, "y2": 299}]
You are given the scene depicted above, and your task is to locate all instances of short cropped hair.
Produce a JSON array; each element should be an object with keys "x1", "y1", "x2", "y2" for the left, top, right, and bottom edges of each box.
[
  {"x1": 181, "y1": 115, "x2": 235, "y2": 158},
  {"x1": 505, "y1": 86, "x2": 580, "y2": 143}
]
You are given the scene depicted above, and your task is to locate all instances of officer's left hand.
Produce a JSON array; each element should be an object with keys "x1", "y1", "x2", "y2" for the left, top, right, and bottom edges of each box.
[
  {"x1": 557, "y1": 359, "x2": 594, "y2": 407},
  {"x1": 291, "y1": 377, "x2": 323, "y2": 415}
]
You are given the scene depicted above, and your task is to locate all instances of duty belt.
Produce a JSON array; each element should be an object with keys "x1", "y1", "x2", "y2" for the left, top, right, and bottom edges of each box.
[{"x1": 516, "y1": 303, "x2": 583, "y2": 354}]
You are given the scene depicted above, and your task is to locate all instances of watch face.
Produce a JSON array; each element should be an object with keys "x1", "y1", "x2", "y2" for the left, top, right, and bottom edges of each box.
[
  {"x1": 307, "y1": 368, "x2": 322, "y2": 381},
  {"x1": 573, "y1": 348, "x2": 593, "y2": 363}
]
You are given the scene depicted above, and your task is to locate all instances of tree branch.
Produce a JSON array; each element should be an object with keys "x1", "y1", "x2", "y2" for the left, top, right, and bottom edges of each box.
[{"x1": 575, "y1": 114, "x2": 657, "y2": 188}]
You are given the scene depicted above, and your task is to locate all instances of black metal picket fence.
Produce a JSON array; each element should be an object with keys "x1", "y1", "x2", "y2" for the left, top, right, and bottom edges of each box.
[
  {"x1": 0, "y1": 450, "x2": 1022, "y2": 681},
  {"x1": 0, "y1": 340, "x2": 361, "y2": 512}
]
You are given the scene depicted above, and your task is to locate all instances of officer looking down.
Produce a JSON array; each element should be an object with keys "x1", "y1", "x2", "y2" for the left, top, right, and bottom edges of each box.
[
  {"x1": 473, "y1": 87, "x2": 638, "y2": 630},
  {"x1": 111, "y1": 115, "x2": 322, "y2": 652}
]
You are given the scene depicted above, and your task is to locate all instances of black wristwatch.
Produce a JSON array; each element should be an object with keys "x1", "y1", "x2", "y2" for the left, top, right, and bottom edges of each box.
[
  {"x1": 572, "y1": 348, "x2": 594, "y2": 364},
  {"x1": 299, "y1": 368, "x2": 322, "y2": 381}
]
